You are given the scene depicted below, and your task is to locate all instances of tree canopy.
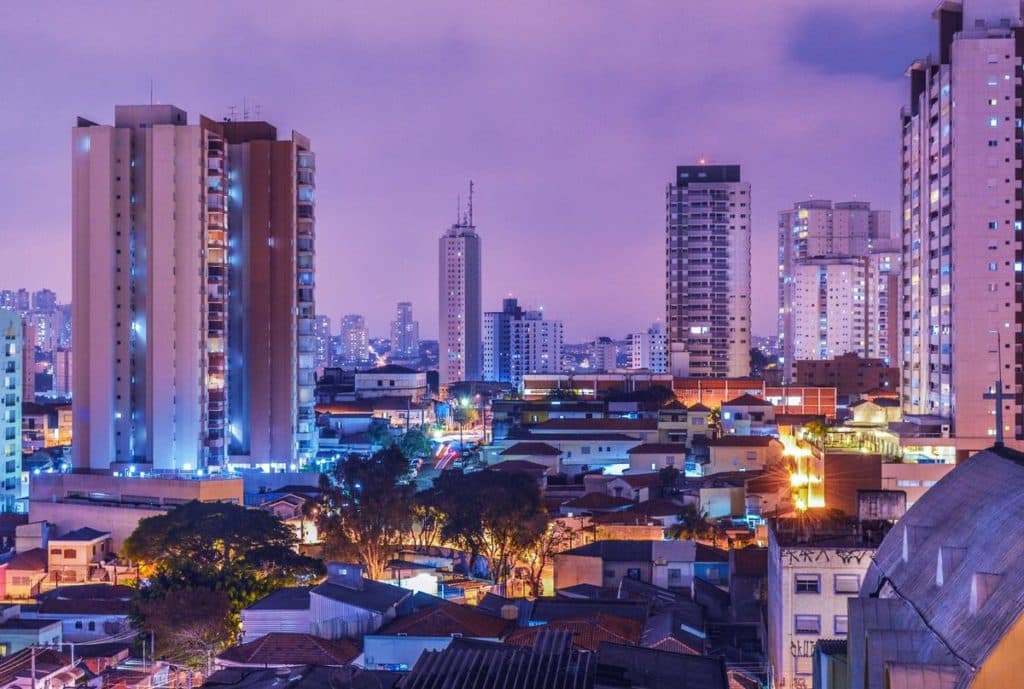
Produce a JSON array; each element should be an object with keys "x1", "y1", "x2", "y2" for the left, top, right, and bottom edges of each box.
[
  {"x1": 315, "y1": 446, "x2": 416, "y2": 580},
  {"x1": 422, "y1": 469, "x2": 548, "y2": 585}
]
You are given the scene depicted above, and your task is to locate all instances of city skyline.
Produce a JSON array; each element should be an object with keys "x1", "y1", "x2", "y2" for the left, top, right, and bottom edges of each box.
[{"x1": 0, "y1": 0, "x2": 934, "y2": 341}]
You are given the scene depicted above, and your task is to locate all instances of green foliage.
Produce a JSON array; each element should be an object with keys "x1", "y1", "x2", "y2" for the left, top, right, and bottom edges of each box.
[
  {"x1": 422, "y1": 469, "x2": 548, "y2": 585},
  {"x1": 666, "y1": 503, "x2": 714, "y2": 541},
  {"x1": 125, "y1": 501, "x2": 323, "y2": 657},
  {"x1": 136, "y1": 588, "x2": 232, "y2": 669},
  {"x1": 396, "y1": 427, "x2": 432, "y2": 459},
  {"x1": 315, "y1": 446, "x2": 416, "y2": 579}
]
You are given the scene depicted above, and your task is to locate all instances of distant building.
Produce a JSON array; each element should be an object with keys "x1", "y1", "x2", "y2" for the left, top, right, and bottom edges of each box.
[
  {"x1": 483, "y1": 298, "x2": 562, "y2": 387},
  {"x1": 591, "y1": 337, "x2": 617, "y2": 372},
  {"x1": 794, "y1": 353, "x2": 898, "y2": 397},
  {"x1": 313, "y1": 315, "x2": 332, "y2": 369},
  {"x1": 339, "y1": 315, "x2": 370, "y2": 367},
  {"x1": 626, "y1": 323, "x2": 667, "y2": 373},
  {"x1": 483, "y1": 298, "x2": 522, "y2": 383},
  {"x1": 20, "y1": 319, "x2": 34, "y2": 404},
  {"x1": 1, "y1": 310, "x2": 23, "y2": 510},
  {"x1": 666, "y1": 164, "x2": 751, "y2": 377},
  {"x1": 353, "y1": 365, "x2": 428, "y2": 403},
  {"x1": 390, "y1": 302, "x2": 420, "y2": 359},
  {"x1": 438, "y1": 196, "x2": 482, "y2": 386},
  {"x1": 31, "y1": 290, "x2": 57, "y2": 313}
]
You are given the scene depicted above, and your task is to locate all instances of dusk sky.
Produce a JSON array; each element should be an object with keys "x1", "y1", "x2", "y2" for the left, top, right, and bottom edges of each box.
[{"x1": 0, "y1": 1, "x2": 934, "y2": 341}]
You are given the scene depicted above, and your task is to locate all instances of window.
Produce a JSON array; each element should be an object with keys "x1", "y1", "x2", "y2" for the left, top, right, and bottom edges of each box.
[
  {"x1": 63, "y1": 549, "x2": 77, "y2": 559},
  {"x1": 49, "y1": 549, "x2": 61, "y2": 556},
  {"x1": 795, "y1": 574, "x2": 820, "y2": 594},
  {"x1": 74, "y1": 621, "x2": 83, "y2": 630},
  {"x1": 668, "y1": 568, "x2": 682, "y2": 583},
  {"x1": 834, "y1": 615, "x2": 849, "y2": 635},
  {"x1": 794, "y1": 615, "x2": 821, "y2": 635},
  {"x1": 834, "y1": 573, "x2": 860, "y2": 594},
  {"x1": 88, "y1": 621, "x2": 96, "y2": 631},
  {"x1": 626, "y1": 568, "x2": 642, "y2": 580}
]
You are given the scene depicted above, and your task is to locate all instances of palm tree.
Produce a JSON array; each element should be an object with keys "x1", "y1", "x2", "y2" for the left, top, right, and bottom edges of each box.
[{"x1": 667, "y1": 504, "x2": 714, "y2": 542}]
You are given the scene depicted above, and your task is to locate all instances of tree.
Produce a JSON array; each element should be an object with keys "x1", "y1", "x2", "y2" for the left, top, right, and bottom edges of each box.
[
  {"x1": 423, "y1": 470, "x2": 548, "y2": 587},
  {"x1": 666, "y1": 503, "x2": 714, "y2": 542},
  {"x1": 804, "y1": 419, "x2": 829, "y2": 448},
  {"x1": 407, "y1": 495, "x2": 443, "y2": 549},
  {"x1": 136, "y1": 589, "x2": 232, "y2": 669},
  {"x1": 397, "y1": 427, "x2": 432, "y2": 460},
  {"x1": 315, "y1": 446, "x2": 416, "y2": 580},
  {"x1": 708, "y1": 407, "x2": 722, "y2": 438},
  {"x1": 520, "y1": 520, "x2": 573, "y2": 597},
  {"x1": 658, "y1": 465, "x2": 680, "y2": 490}
]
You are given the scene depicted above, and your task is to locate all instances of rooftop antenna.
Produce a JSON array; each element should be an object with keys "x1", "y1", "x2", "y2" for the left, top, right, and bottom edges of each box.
[
  {"x1": 226, "y1": 105, "x2": 239, "y2": 121},
  {"x1": 456, "y1": 194, "x2": 461, "y2": 225},
  {"x1": 149, "y1": 79, "x2": 153, "y2": 106},
  {"x1": 243, "y1": 97, "x2": 249, "y2": 121},
  {"x1": 468, "y1": 180, "x2": 474, "y2": 226}
]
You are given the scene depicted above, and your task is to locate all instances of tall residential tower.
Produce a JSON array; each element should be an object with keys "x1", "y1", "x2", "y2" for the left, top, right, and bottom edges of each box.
[
  {"x1": 390, "y1": 302, "x2": 420, "y2": 359},
  {"x1": 72, "y1": 105, "x2": 316, "y2": 471},
  {"x1": 666, "y1": 164, "x2": 751, "y2": 377},
  {"x1": 438, "y1": 189, "x2": 482, "y2": 386}
]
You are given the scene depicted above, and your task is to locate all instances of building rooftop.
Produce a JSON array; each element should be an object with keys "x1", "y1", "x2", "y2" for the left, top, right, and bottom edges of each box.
[
  {"x1": 561, "y1": 493, "x2": 634, "y2": 511},
  {"x1": 612, "y1": 473, "x2": 663, "y2": 489},
  {"x1": 627, "y1": 443, "x2": 688, "y2": 455},
  {"x1": 217, "y1": 632, "x2": 358, "y2": 667},
  {"x1": 7, "y1": 548, "x2": 47, "y2": 572},
  {"x1": 595, "y1": 642, "x2": 729, "y2": 689},
  {"x1": 500, "y1": 442, "x2": 562, "y2": 457},
  {"x1": 695, "y1": 436, "x2": 778, "y2": 448},
  {"x1": 534, "y1": 418, "x2": 657, "y2": 432},
  {"x1": 505, "y1": 613, "x2": 642, "y2": 652},
  {"x1": 0, "y1": 618, "x2": 62, "y2": 631},
  {"x1": 490, "y1": 460, "x2": 548, "y2": 478},
  {"x1": 312, "y1": 579, "x2": 409, "y2": 614},
  {"x1": 245, "y1": 586, "x2": 312, "y2": 612},
  {"x1": 378, "y1": 601, "x2": 511, "y2": 639},
  {"x1": 722, "y1": 394, "x2": 772, "y2": 407},
  {"x1": 357, "y1": 365, "x2": 419, "y2": 375},
  {"x1": 560, "y1": 539, "x2": 696, "y2": 564},
  {"x1": 52, "y1": 527, "x2": 110, "y2": 542},
  {"x1": 770, "y1": 513, "x2": 889, "y2": 549}
]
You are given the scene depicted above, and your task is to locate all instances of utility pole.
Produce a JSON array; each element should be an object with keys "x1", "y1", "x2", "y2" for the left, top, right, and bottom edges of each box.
[{"x1": 30, "y1": 645, "x2": 36, "y2": 689}]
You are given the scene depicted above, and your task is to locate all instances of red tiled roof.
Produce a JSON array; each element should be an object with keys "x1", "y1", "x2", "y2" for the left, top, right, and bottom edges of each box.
[
  {"x1": 612, "y1": 473, "x2": 662, "y2": 489},
  {"x1": 562, "y1": 493, "x2": 634, "y2": 511},
  {"x1": 647, "y1": 636, "x2": 701, "y2": 655},
  {"x1": 687, "y1": 403, "x2": 712, "y2": 413},
  {"x1": 8, "y1": 548, "x2": 46, "y2": 572},
  {"x1": 500, "y1": 442, "x2": 562, "y2": 457},
  {"x1": 217, "y1": 633, "x2": 358, "y2": 666},
  {"x1": 697, "y1": 436, "x2": 778, "y2": 447},
  {"x1": 380, "y1": 601, "x2": 511, "y2": 638},
  {"x1": 722, "y1": 394, "x2": 772, "y2": 407},
  {"x1": 627, "y1": 443, "x2": 687, "y2": 455},
  {"x1": 491, "y1": 460, "x2": 548, "y2": 477},
  {"x1": 505, "y1": 613, "x2": 642, "y2": 652}
]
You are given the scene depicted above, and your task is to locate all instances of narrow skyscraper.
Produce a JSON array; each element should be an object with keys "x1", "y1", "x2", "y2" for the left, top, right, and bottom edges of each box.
[
  {"x1": 666, "y1": 164, "x2": 751, "y2": 377},
  {"x1": 72, "y1": 105, "x2": 317, "y2": 470},
  {"x1": 901, "y1": 2, "x2": 1024, "y2": 452},
  {"x1": 390, "y1": 302, "x2": 420, "y2": 359},
  {"x1": 438, "y1": 186, "x2": 482, "y2": 386},
  {"x1": 0, "y1": 309, "x2": 22, "y2": 510},
  {"x1": 483, "y1": 298, "x2": 562, "y2": 387}
]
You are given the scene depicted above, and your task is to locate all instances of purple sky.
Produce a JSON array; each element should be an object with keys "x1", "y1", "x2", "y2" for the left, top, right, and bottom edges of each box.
[{"x1": 0, "y1": 1, "x2": 934, "y2": 341}]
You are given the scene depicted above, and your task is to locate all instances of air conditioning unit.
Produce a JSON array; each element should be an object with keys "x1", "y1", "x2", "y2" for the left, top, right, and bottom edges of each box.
[{"x1": 940, "y1": 424, "x2": 951, "y2": 438}]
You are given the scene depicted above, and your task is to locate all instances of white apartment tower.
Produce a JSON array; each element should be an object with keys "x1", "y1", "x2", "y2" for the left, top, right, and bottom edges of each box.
[
  {"x1": 778, "y1": 200, "x2": 892, "y2": 380},
  {"x1": 666, "y1": 164, "x2": 751, "y2": 377},
  {"x1": 390, "y1": 302, "x2": 420, "y2": 359},
  {"x1": 438, "y1": 196, "x2": 482, "y2": 386},
  {"x1": 72, "y1": 105, "x2": 317, "y2": 471},
  {"x1": 627, "y1": 323, "x2": 668, "y2": 373},
  {"x1": 901, "y1": 1, "x2": 1024, "y2": 451},
  {"x1": 792, "y1": 257, "x2": 868, "y2": 362}
]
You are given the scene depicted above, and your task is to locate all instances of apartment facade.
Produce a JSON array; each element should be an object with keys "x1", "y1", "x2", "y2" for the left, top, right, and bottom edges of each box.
[
  {"x1": 483, "y1": 298, "x2": 522, "y2": 383},
  {"x1": 0, "y1": 310, "x2": 22, "y2": 510},
  {"x1": 339, "y1": 314, "x2": 369, "y2": 367},
  {"x1": 666, "y1": 164, "x2": 751, "y2": 378},
  {"x1": 901, "y1": 2, "x2": 1024, "y2": 451},
  {"x1": 438, "y1": 214, "x2": 482, "y2": 386},
  {"x1": 389, "y1": 302, "x2": 419, "y2": 359},
  {"x1": 626, "y1": 323, "x2": 668, "y2": 373},
  {"x1": 72, "y1": 105, "x2": 316, "y2": 470},
  {"x1": 483, "y1": 298, "x2": 562, "y2": 388},
  {"x1": 792, "y1": 257, "x2": 868, "y2": 363}
]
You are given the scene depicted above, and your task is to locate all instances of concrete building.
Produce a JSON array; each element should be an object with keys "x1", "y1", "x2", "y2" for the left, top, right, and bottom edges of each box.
[
  {"x1": 591, "y1": 337, "x2": 617, "y2": 372},
  {"x1": 72, "y1": 105, "x2": 317, "y2": 470},
  {"x1": 778, "y1": 200, "x2": 892, "y2": 380},
  {"x1": 20, "y1": 319, "x2": 34, "y2": 404},
  {"x1": 389, "y1": 302, "x2": 419, "y2": 359},
  {"x1": 438, "y1": 196, "x2": 482, "y2": 386},
  {"x1": 31, "y1": 290, "x2": 57, "y2": 313},
  {"x1": 53, "y1": 349, "x2": 71, "y2": 399},
  {"x1": 866, "y1": 249, "x2": 900, "y2": 366},
  {"x1": 666, "y1": 164, "x2": 751, "y2": 377},
  {"x1": 792, "y1": 256, "x2": 868, "y2": 363},
  {"x1": 1, "y1": 310, "x2": 23, "y2": 510},
  {"x1": 626, "y1": 323, "x2": 668, "y2": 373},
  {"x1": 313, "y1": 315, "x2": 332, "y2": 369},
  {"x1": 339, "y1": 315, "x2": 369, "y2": 367},
  {"x1": 768, "y1": 512, "x2": 891, "y2": 689},
  {"x1": 353, "y1": 365, "x2": 428, "y2": 402},
  {"x1": 509, "y1": 311, "x2": 562, "y2": 390},
  {"x1": 795, "y1": 353, "x2": 899, "y2": 397},
  {"x1": 900, "y1": 2, "x2": 1024, "y2": 452},
  {"x1": 483, "y1": 298, "x2": 522, "y2": 383}
]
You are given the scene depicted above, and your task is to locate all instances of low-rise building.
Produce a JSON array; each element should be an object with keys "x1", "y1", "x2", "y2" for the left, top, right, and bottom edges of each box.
[
  {"x1": 354, "y1": 365, "x2": 428, "y2": 402},
  {"x1": 45, "y1": 527, "x2": 112, "y2": 585},
  {"x1": 216, "y1": 632, "x2": 358, "y2": 670},
  {"x1": 0, "y1": 607, "x2": 62, "y2": 654},
  {"x1": 627, "y1": 443, "x2": 687, "y2": 474},
  {"x1": 699, "y1": 436, "x2": 784, "y2": 476},
  {"x1": 720, "y1": 394, "x2": 776, "y2": 436},
  {"x1": 554, "y1": 539, "x2": 723, "y2": 591}
]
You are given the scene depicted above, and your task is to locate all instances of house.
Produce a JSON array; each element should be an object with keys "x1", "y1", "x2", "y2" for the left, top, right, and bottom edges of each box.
[
  {"x1": 530, "y1": 418, "x2": 659, "y2": 444},
  {"x1": 627, "y1": 443, "x2": 688, "y2": 474},
  {"x1": 490, "y1": 460, "x2": 548, "y2": 489},
  {"x1": 379, "y1": 560, "x2": 440, "y2": 596},
  {"x1": 26, "y1": 585, "x2": 133, "y2": 642},
  {"x1": 0, "y1": 608, "x2": 62, "y2": 655},
  {"x1": 242, "y1": 564, "x2": 411, "y2": 643},
  {"x1": 363, "y1": 601, "x2": 512, "y2": 671},
  {"x1": 502, "y1": 431, "x2": 643, "y2": 475},
  {"x1": 720, "y1": 394, "x2": 776, "y2": 436},
  {"x1": 560, "y1": 493, "x2": 634, "y2": 516},
  {"x1": 845, "y1": 445, "x2": 1024, "y2": 689},
  {"x1": 605, "y1": 473, "x2": 662, "y2": 503},
  {"x1": 697, "y1": 436, "x2": 784, "y2": 476},
  {"x1": 5, "y1": 549, "x2": 47, "y2": 599},
  {"x1": 0, "y1": 648, "x2": 81, "y2": 689},
  {"x1": 554, "y1": 540, "x2": 705, "y2": 591},
  {"x1": 354, "y1": 365, "x2": 428, "y2": 402},
  {"x1": 207, "y1": 665, "x2": 402, "y2": 689},
  {"x1": 258, "y1": 493, "x2": 319, "y2": 544},
  {"x1": 848, "y1": 398, "x2": 902, "y2": 425},
  {"x1": 594, "y1": 642, "x2": 730, "y2": 689},
  {"x1": 655, "y1": 402, "x2": 711, "y2": 446},
  {"x1": 216, "y1": 633, "x2": 358, "y2": 669},
  {"x1": 497, "y1": 442, "x2": 563, "y2": 475},
  {"x1": 45, "y1": 527, "x2": 112, "y2": 585},
  {"x1": 505, "y1": 612, "x2": 642, "y2": 652}
]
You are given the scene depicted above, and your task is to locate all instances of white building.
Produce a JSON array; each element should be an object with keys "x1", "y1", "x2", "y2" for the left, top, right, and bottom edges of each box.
[
  {"x1": 767, "y1": 519, "x2": 881, "y2": 689},
  {"x1": 72, "y1": 105, "x2": 317, "y2": 470},
  {"x1": 866, "y1": 249, "x2": 900, "y2": 366},
  {"x1": 792, "y1": 257, "x2": 868, "y2": 363},
  {"x1": 778, "y1": 200, "x2": 892, "y2": 381},
  {"x1": 353, "y1": 365, "x2": 428, "y2": 402},
  {"x1": 509, "y1": 310, "x2": 563, "y2": 390},
  {"x1": 666, "y1": 164, "x2": 751, "y2": 377},
  {"x1": 438, "y1": 196, "x2": 482, "y2": 386},
  {"x1": 389, "y1": 302, "x2": 419, "y2": 359},
  {"x1": 626, "y1": 323, "x2": 668, "y2": 373},
  {"x1": 0, "y1": 309, "x2": 23, "y2": 510},
  {"x1": 900, "y1": 1, "x2": 1024, "y2": 452},
  {"x1": 313, "y1": 315, "x2": 332, "y2": 369},
  {"x1": 591, "y1": 337, "x2": 617, "y2": 372},
  {"x1": 339, "y1": 314, "x2": 369, "y2": 366}
]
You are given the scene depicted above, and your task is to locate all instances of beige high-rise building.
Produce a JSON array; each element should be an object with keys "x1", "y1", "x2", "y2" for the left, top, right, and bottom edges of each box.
[
  {"x1": 72, "y1": 105, "x2": 316, "y2": 471},
  {"x1": 438, "y1": 202, "x2": 482, "y2": 386},
  {"x1": 666, "y1": 164, "x2": 751, "y2": 377},
  {"x1": 901, "y1": 1, "x2": 1024, "y2": 453},
  {"x1": 778, "y1": 200, "x2": 892, "y2": 380},
  {"x1": 792, "y1": 257, "x2": 868, "y2": 363}
]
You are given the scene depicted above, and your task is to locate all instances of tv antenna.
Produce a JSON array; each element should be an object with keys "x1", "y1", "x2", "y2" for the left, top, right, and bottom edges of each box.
[{"x1": 468, "y1": 180, "x2": 474, "y2": 226}]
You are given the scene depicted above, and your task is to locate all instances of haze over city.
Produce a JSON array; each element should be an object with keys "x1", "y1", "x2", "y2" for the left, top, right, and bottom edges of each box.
[{"x1": 0, "y1": 0, "x2": 933, "y2": 339}]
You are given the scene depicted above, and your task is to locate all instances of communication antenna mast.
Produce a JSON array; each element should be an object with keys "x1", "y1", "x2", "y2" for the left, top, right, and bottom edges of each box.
[
  {"x1": 468, "y1": 180, "x2": 475, "y2": 226},
  {"x1": 226, "y1": 105, "x2": 239, "y2": 121},
  {"x1": 456, "y1": 194, "x2": 461, "y2": 225}
]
